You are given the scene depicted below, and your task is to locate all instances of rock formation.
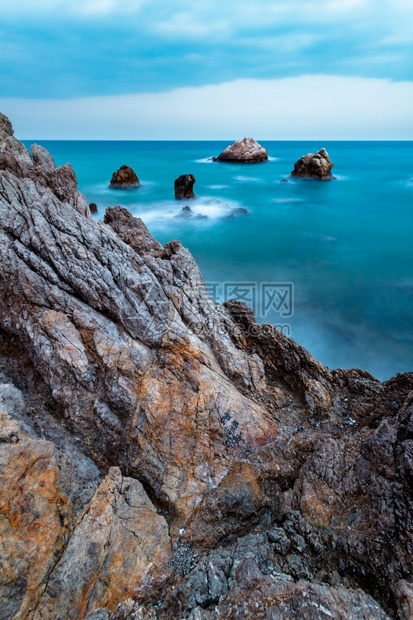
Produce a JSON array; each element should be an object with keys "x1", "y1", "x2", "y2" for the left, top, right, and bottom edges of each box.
[
  {"x1": 214, "y1": 138, "x2": 268, "y2": 163},
  {"x1": 109, "y1": 165, "x2": 140, "y2": 189},
  {"x1": 89, "y1": 202, "x2": 98, "y2": 214},
  {"x1": 175, "y1": 206, "x2": 208, "y2": 220},
  {"x1": 174, "y1": 174, "x2": 196, "y2": 199},
  {"x1": 0, "y1": 112, "x2": 412, "y2": 619},
  {"x1": 291, "y1": 148, "x2": 335, "y2": 180}
]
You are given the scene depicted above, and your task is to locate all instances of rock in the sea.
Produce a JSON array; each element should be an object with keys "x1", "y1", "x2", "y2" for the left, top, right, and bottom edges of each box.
[
  {"x1": 175, "y1": 205, "x2": 193, "y2": 218},
  {"x1": 0, "y1": 111, "x2": 412, "y2": 620},
  {"x1": 174, "y1": 174, "x2": 196, "y2": 199},
  {"x1": 291, "y1": 148, "x2": 335, "y2": 180},
  {"x1": 174, "y1": 205, "x2": 207, "y2": 220},
  {"x1": 214, "y1": 138, "x2": 268, "y2": 163},
  {"x1": 89, "y1": 202, "x2": 98, "y2": 214},
  {"x1": 109, "y1": 165, "x2": 140, "y2": 189}
]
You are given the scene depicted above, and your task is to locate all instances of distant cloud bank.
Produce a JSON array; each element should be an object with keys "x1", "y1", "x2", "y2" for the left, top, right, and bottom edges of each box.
[{"x1": 1, "y1": 75, "x2": 413, "y2": 140}]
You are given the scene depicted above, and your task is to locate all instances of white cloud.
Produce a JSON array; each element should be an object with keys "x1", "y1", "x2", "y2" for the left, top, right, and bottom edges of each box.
[
  {"x1": 1, "y1": 75, "x2": 413, "y2": 140},
  {"x1": 0, "y1": 0, "x2": 148, "y2": 16}
]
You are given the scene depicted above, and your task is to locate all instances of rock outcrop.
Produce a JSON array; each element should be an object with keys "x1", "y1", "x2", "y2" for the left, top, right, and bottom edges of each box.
[
  {"x1": 214, "y1": 138, "x2": 268, "y2": 163},
  {"x1": 109, "y1": 165, "x2": 140, "y2": 189},
  {"x1": 0, "y1": 114, "x2": 91, "y2": 218},
  {"x1": 291, "y1": 148, "x2": 335, "y2": 180},
  {"x1": 0, "y1": 112, "x2": 412, "y2": 619},
  {"x1": 174, "y1": 174, "x2": 196, "y2": 199}
]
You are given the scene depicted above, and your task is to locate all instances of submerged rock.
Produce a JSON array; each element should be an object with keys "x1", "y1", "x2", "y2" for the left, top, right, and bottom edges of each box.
[
  {"x1": 291, "y1": 148, "x2": 335, "y2": 180},
  {"x1": 175, "y1": 174, "x2": 196, "y2": 199},
  {"x1": 214, "y1": 137, "x2": 268, "y2": 163},
  {"x1": 175, "y1": 205, "x2": 208, "y2": 220},
  {"x1": 222, "y1": 207, "x2": 249, "y2": 220},
  {"x1": 0, "y1": 112, "x2": 412, "y2": 619},
  {"x1": 109, "y1": 165, "x2": 140, "y2": 188}
]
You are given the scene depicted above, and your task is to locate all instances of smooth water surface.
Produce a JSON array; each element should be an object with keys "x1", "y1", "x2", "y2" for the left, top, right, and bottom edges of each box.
[{"x1": 25, "y1": 140, "x2": 413, "y2": 380}]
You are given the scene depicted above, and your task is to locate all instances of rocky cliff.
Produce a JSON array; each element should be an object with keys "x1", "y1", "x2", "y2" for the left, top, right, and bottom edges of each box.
[{"x1": 0, "y1": 113, "x2": 412, "y2": 619}]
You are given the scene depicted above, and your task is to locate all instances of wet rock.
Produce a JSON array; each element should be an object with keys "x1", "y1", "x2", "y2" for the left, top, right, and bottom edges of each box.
[
  {"x1": 89, "y1": 202, "x2": 98, "y2": 214},
  {"x1": 174, "y1": 174, "x2": 196, "y2": 199},
  {"x1": 291, "y1": 148, "x2": 335, "y2": 180},
  {"x1": 214, "y1": 138, "x2": 268, "y2": 163},
  {"x1": 175, "y1": 205, "x2": 193, "y2": 218},
  {"x1": 109, "y1": 165, "x2": 140, "y2": 188}
]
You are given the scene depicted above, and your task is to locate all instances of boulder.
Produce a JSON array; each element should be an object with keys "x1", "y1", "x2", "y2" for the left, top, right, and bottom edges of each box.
[
  {"x1": 214, "y1": 138, "x2": 268, "y2": 163},
  {"x1": 291, "y1": 148, "x2": 335, "y2": 180},
  {"x1": 109, "y1": 165, "x2": 140, "y2": 189},
  {"x1": 89, "y1": 202, "x2": 98, "y2": 214},
  {"x1": 174, "y1": 174, "x2": 196, "y2": 199}
]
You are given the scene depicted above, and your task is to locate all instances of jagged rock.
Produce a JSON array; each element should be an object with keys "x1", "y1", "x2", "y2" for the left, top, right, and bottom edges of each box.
[
  {"x1": 0, "y1": 381, "x2": 101, "y2": 619},
  {"x1": 0, "y1": 124, "x2": 91, "y2": 219},
  {"x1": 89, "y1": 202, "x2": 98, "y2": 214},
  {"x1": 214, "y1": 138, "x2": 268, "y2": 163},
  {"x1": 35, "y1": 467, "x2": 172, "y2": 618},
  {"x1": 0, "y1": 111, "x2": 14, "y2": 136},
  {"x1": 104, "y1": 205, "x2": 164, "y2": 257},
  {"x1": 109, "y1": 165, "x2": 140, "y2": 189},
  {"x1": 174, "y1": 174, "x2": 196, "y2": 199},
  {"x1": 0, "y1": 112, "x2": 412, "y2": 619},
  {"x1": 291, "y1": 148, "x2": 335, "y2": 180},
  {"x1": 175, "y1": 205, "x2": 193, "y2": 218}
]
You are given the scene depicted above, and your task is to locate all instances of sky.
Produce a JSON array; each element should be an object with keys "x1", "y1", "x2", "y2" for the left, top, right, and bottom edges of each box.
[{"x1": 1, "y1": 0, "x2": 413, "y2": 138}]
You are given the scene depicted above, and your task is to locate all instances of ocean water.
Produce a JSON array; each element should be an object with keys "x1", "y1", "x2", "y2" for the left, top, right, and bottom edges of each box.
[{"x1": 24, "y1": 140, "x2": 413, "y2": 381}]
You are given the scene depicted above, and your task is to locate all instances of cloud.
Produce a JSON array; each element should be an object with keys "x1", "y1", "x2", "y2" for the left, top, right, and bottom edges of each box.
[
  {"x1": 0, "y1": 0, "x2": 148, "y2": 16},
  {"x1": 1, "y1": 0, "x2": 412, "y2": 99},
  {"x1": 1, "y1": 75, "x2": 412, "y2": 140}
]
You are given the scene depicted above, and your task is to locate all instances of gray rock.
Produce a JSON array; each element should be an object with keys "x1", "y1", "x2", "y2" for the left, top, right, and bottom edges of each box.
[{"x1": 214, "y1": 138, "x2": 268, "y2": 163}]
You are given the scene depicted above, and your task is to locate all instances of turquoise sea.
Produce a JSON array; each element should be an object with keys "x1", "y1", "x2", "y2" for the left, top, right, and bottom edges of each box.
[{"x1": 25, "y1": 140, "x2": 413, "y2": 381}]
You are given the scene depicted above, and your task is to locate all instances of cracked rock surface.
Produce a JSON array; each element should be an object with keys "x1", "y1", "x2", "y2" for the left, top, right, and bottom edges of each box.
[
  {"x1": 0, "y1": 113, "x2": 412, "y2": 618},
  {"x1": 214, "y1": 137, "x2": 268, "y2": 163}
]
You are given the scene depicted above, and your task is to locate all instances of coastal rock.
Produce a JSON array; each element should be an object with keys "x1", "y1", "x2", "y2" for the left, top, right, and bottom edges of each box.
[
  {"x1": 175, "y1": 205, "x2": 193, "y2": 218},
  {"x1": 109, "y1": 165, "x2": 140, "y2": 189},
  {"x1": 104, "y1": 205, "x2": 164, "y2": 257},
  {"x1": 214, "y1": 138, "x2": 268, "y2": 163},
  {"x1": 89, "y1": 202, "x2": 98, "y2": 214},
  {"x1": 174, "y1": 174, "x2": 196, "y2": 199},
  {"x1": 0, "y1": 123, "x2": 91, "y2": 219},
  {"x1": 35, "y1": 467, "x2": 172, "y2": 618},
  {"x1": 0, "y1": 112, "x2": 412, "y2": 619},
  {"x1": 291, "y1": 148, "x2": 335, "y2": 180}
]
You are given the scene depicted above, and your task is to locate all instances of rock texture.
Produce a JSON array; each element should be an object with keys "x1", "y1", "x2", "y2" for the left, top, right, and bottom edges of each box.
[
  {"x1": 0, "y1": 113, "x2": 91, "y2": 218},
  {"x1": 291, "y1": 148, "x2": 335, "y2": 180},
  {"x1": 109, "y1": 165, "x2": 140, "y2": 189},
  {"x1": 174, "y1": 174, "x2": 196, "y2": 199},
  {"x1": 214, "y1": 138, "x2": 268, "y2": 163},
  {"x1": 0, "y1": 112, "x2": 412, "y2": 619}
]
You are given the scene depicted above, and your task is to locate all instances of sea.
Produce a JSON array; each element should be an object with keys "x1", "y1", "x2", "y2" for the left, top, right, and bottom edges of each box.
[{"x1": 24, "y1": 140, "x2": 413, "y2": 381}]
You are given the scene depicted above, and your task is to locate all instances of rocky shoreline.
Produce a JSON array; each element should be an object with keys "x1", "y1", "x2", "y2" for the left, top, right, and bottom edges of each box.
[{"x1": 0, "y1": 113, "x2": 412, "y2": 619}]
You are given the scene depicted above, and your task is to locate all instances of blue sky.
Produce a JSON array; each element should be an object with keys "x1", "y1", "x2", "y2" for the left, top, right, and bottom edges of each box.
[{"x1": 1, "y1": 0, "x2": 413, "y2": 138}]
